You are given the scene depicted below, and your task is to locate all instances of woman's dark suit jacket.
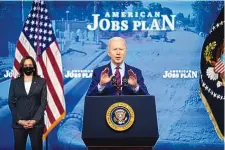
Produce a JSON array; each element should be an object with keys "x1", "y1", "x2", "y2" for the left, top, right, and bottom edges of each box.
[{"x1": 8, "y1": 76, "x2": 47, "y2": 128}]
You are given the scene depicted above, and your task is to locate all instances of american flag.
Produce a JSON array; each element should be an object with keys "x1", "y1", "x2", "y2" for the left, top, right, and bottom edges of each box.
[
  {"x1": 215, "y1": 58, "x2": 224, "y2": 74},
  {"x1": 12, "y1": 0, "x2": 66, "y2": 140}
]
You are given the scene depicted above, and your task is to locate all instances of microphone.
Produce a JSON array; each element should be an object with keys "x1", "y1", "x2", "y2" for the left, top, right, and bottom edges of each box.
[
  {"x1": 122, "y1": 77, "x2": 128, "y2": 87},
  {"x1": 111, "y1": 76, "x2": 117, "y2": 87},
  {"x1": 111, "y1": 76, "x2": 122, "y2": 95},
  {"x1": 111, "y1": 76, "x2": 128, "y2": 88},
  {"x1": 111, "y1": 76, "x2": 128, "y2": 95}
]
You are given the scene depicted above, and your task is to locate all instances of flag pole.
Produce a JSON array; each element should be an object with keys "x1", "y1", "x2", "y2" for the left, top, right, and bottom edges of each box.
[
  {"x1": 21, "y1": 0, "x2": 24, "y2": 23},
  {"x1": 34, "y1": 1, "x2": 48, "y2": 150},
  {"x1": 45, "y1": 136, "x2": 48, "y2": 150}
]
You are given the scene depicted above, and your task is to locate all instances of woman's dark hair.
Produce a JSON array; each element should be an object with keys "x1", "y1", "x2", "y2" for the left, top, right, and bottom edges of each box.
[{"x1": 18, "y1": 56, "x2": 39, "y2": 78}]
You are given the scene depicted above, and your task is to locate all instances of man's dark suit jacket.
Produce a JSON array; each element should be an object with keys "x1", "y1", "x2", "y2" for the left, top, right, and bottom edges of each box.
[
  {"x1": 8, "y1": 76, "x2": 47, "y2": 128},
  {"x1": 86, "y1": 63, "x2": 149, "y2": 96}
]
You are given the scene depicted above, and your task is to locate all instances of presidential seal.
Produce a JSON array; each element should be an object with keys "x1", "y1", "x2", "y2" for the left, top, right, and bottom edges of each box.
[{"x1": 106, "y1": 102, "x2": 135, "y2": 131}]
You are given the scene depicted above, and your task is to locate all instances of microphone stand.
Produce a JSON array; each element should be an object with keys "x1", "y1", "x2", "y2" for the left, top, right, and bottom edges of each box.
[{"x1": 116, "y1": 85, "x2": 122, "y2": 96}]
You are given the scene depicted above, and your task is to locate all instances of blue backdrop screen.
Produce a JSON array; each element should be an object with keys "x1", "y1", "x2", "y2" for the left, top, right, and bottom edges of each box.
[{"x1": 0, "y1": 1, "x2": 224, "y2": 150}]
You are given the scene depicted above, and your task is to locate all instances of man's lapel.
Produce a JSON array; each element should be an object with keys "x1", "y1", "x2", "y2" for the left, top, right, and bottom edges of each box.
[
  {"x1": 106, "y1": 63, "x2": 117, "y2": 94},
  {"x1": 107, "y1": 63, "x2": 113, "y2": 76},
  {"x1": 124, "y1": 63, "x2": 129, "y2": 79},
  {"x1": 122, "y1": 64, "x2": 132, "y2": 95}
]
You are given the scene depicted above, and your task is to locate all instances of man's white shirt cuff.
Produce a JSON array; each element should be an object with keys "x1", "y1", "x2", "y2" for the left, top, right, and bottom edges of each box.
[{"x1": 98, "y1": 83, "x2": 106, "y2": 92}]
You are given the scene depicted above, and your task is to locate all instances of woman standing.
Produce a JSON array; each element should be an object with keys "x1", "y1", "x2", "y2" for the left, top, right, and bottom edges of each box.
[{"x1": 8, "y1": 56, "x2": 47, "y2": 150}]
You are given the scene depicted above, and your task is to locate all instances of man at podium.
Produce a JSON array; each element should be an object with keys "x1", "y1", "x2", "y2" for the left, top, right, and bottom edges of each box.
[{"x1": 86, "y1": 37, "x2": 149, "y2": 96}]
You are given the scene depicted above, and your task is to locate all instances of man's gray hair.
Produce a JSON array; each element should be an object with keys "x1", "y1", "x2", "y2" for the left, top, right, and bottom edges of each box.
[{"x1": 108, "y1": 37, "x2": 126, "y2": 49}]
